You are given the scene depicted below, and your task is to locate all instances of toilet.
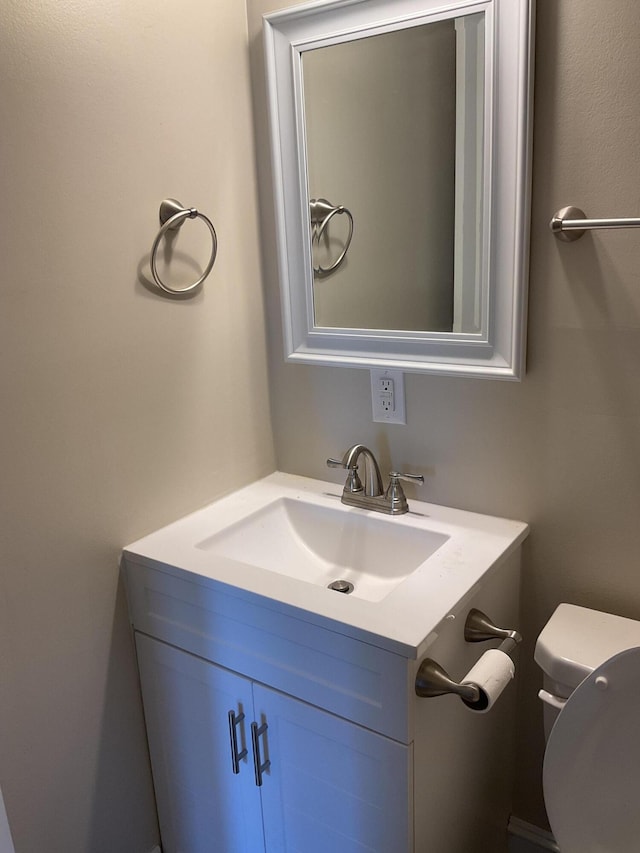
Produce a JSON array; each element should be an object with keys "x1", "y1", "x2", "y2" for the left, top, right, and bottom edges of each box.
[{"x1": 535, "y1": 603, "x2": 640, "y2": 852}]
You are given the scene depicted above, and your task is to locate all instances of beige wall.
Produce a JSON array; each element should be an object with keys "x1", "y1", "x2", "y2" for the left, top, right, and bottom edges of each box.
[
  {"x1": 250, "y1": 0, "x2": 640, "y2": 830},
  {"x1": 2, "y1": 0, "x2": 639, "y2": 849},
  {"x1": 0, "y1": 1, "x2": 275, "y2": 851}
]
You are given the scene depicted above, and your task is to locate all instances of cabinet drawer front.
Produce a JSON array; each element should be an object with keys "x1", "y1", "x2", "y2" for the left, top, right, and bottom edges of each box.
[{"x1": 125, "y1": 561, "x2": 410, "y2": 741}]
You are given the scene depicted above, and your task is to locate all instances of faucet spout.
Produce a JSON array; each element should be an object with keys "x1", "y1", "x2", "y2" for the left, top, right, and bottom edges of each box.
[{"x1": 340, "y1": 444, "x2": 384, "y2": 497}]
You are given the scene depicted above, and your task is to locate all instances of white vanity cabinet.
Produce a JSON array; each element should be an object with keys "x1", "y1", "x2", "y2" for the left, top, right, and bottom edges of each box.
[
  {"x1": 125, "y1": 544, "x2": 522, "y2": 853},
  {"x1": 135, "y1": 634, "x2": 411, "y2": 853}
]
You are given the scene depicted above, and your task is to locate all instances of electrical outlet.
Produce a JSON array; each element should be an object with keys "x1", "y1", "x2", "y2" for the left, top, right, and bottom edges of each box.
[{"x1": 370, "y1": 368, "x2": 406, "y2": 424}]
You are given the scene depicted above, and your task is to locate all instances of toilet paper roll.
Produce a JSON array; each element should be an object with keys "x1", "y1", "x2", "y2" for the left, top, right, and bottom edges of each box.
[{"x1": 460, "y1": 648, "x2": 515, "y2": 713}]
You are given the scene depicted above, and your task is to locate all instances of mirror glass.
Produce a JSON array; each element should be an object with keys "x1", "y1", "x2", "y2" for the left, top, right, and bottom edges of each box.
[
  {"x1": 303, "y1": 13, "x2": 484, "y2": 334},
  {"x1": 263, "y1": 0, "x2": 533, "y2": 379}
]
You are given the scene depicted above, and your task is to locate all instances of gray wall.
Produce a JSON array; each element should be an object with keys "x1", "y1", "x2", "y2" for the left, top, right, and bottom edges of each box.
[
  {"x1": 249, "y1": 0, "x2": 640, "y2": 829},
  {"x1": 0, "y1": 1, "x2": 275, "y2": 851}
]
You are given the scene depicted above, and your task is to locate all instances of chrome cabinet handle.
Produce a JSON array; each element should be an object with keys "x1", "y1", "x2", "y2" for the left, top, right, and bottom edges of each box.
[
  {"x1": 250, "y1": 721, "x2": 270, "y2": 787},
  {"x1": 228, "y1": 710, "x2": 248, "y2": 775}
]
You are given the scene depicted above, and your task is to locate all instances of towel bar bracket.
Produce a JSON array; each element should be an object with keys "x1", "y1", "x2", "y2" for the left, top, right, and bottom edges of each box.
[
  {"x1": 550, "y1": 206, "x2": 587, "y2": 242},
  {"x1": 550, "y1": 206, "x2": 640, "y2": 242}
]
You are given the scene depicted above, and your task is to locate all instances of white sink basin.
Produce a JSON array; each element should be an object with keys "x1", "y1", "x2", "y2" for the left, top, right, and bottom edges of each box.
[
  {"x1": 124, "y1": 472, "x2": 528, "y2": 655},
  {"x1": 196, "y1": 496, "x2": 449, "y2": 602}
]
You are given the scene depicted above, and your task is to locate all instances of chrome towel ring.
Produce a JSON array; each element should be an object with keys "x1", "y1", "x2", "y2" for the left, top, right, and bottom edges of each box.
[
  {"x1": 310, "y1": 198, "x2": 353, "y2": 277},
  {"x1": 150, "y1": 198, "x2": 218, "y2": 294}
]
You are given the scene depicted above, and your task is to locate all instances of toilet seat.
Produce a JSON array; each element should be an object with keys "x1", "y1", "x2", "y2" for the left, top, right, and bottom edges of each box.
[{"x1": 543, "y1": 646, "x2": 640, "y2": 853}]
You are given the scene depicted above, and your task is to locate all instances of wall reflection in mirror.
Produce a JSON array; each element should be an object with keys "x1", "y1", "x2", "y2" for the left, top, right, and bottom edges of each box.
[{"x1": 303, "y1": 13, "x2": 484, "y2": 334}]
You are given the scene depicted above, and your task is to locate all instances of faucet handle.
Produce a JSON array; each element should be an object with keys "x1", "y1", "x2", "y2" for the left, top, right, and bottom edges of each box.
[
  {"x1": 384, "y1": 471, "x2": 424, "y2": 514},
  {"x1": 327, "y1": 457, "x2": 363, "y2": 493},
  {"x1": 389, "y1": 471, "x2": 424, "y2": 486},
  {"x1": 327, "y1": 457, "x2": 348, "y2": 469}
]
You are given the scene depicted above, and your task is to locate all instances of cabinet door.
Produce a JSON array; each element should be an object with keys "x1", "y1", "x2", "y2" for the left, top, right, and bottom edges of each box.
[
  {"x1": 254, "y1": 684, "x2": 412, "y2": 853},
  {"x1": 135, "y1": 634, "x2": 265, "y2": 853}
]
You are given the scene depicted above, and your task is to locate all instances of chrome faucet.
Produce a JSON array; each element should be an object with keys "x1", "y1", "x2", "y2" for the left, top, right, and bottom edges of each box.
[{"x1": 327, "y1": 444, "x2": 424, "y2": 515}]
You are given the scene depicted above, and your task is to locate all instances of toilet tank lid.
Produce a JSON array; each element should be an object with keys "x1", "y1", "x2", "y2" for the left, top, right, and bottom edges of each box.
[{"x1": 535, "y1": 603, "x2": 640, "y2": 690}]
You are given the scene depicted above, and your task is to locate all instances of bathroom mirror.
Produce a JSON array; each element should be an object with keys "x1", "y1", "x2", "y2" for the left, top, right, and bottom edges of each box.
[{"x1": 264, "y1": 0, "x2": 534, "y2": 379}]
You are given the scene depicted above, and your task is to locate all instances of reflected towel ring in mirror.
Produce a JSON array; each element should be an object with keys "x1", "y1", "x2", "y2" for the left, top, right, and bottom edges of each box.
[
  {"x1": 150, "y1": 198, "x2": 218, "y2": 294},
  {"x1": 310, "y1": 198, "x2": 354, "y2": 277}
]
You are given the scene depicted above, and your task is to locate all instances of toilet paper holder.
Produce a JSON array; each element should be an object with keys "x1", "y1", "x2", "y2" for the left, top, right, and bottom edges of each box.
[
  {"x1": 415, "y1": 609, "x2": 522, "y2": 709},
  {"x1": 463, "y1": 607, "x2": 522, "y2": 654}
]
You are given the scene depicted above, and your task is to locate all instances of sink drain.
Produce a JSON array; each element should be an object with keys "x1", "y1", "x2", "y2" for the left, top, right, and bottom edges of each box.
[{"x1": 328, "y1": 579, "x2": 354, "y2": 594}]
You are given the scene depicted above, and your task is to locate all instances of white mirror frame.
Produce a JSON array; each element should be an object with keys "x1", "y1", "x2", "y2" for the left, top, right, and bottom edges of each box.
[{"x1": 264, "y1": 0, "x2": 534, "y2": 380}]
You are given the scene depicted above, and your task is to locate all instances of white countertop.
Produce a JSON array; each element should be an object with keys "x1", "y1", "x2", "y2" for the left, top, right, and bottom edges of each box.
[{"x1": 123, "y1": 472, "x2": 528, "y2": 657}]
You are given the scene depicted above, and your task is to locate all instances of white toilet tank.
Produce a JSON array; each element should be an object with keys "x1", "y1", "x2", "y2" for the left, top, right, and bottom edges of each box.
[{"x1": 535, "y1": 603, "x2": 640, "y2": 735}]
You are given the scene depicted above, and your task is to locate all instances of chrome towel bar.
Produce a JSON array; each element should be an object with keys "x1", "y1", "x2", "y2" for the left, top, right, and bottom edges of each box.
[
  {"x1": 550, "y1": 205, "x2": 640, "y2": 242},
  {"x1": 150, "y1": 198, "x2": 218, "y2": 294}
]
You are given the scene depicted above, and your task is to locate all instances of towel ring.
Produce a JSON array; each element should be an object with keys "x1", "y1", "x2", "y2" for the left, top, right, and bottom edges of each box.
[
  {"x1": 310, "y1": 198, "x2": 354, "y2": 277},
  {"x1": 150, "y1": 198, "x2": 218, "y2": 294}
]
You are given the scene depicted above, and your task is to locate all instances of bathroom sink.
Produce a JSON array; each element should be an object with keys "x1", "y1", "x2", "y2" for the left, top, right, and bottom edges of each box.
[
  {"x1": 195, "y1": 496, "x2": 449, "y2": 602},
  {"x1": 123, "y1": 472, "x2": 528, "y2": 655}
]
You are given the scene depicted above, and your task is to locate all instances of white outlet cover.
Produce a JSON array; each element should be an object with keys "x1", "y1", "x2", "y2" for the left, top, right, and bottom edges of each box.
[{"x1": 370, "y1": 368, "x2": 406, "y2": 424}]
